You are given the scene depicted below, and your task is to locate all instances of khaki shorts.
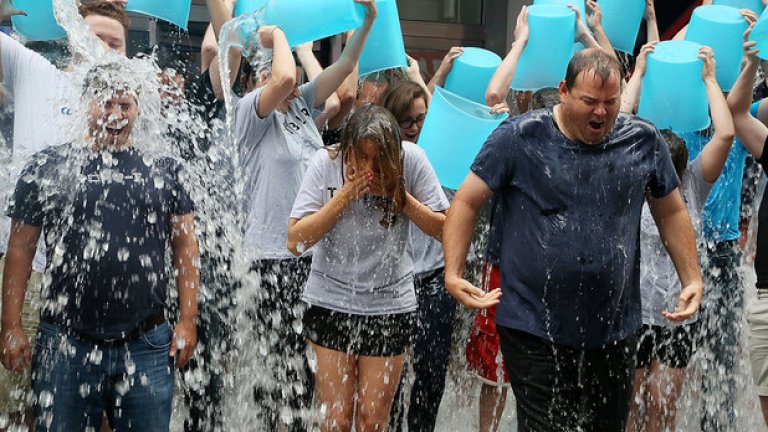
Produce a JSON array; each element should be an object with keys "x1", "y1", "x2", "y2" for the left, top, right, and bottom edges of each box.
[
  {"x1": 0, "y1": 257, "x2": 41, "y2": 413},
  {"x1": 747, "y1": 291, "x2": 768, "y2": 396}
]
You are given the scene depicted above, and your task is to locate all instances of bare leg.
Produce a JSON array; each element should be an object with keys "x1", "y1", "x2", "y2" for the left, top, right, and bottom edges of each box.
[
  {"x1": 310, "y1": 342, "x2": 357, "y2": 432},
  {"x1": 760, "y1": 396, "x2": 768, "y2": 427},
  {"x1": 478, "y1": 383, "x2": 507, "y2": 432},
  {"x1": 355, "y1": 354, "x2": 407, "y2": 432},
  {"x1": 645, "y1": 360, "x2": 686, "y2": 432},
  {"x1": 626, "y1": 367, "x2": 648, "y2": 432}
]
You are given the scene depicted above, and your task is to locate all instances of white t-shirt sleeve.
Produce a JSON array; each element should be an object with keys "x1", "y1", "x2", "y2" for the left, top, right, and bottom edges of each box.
[
  {"x1": 235, "y1": 86, "x2": 271, "y2": 148},
  {"x1": 687, "y1": 155, "x2": 714, "y2": 208},
  {"x1": 404, "y1": 143, "x2": 450, "y2": 212},
  {"x1": 1, "y1": 32, "x2": 56, "y2": 98},
  {"x1": 290, "y1": 148, "x2": 329, "y2": 220}
]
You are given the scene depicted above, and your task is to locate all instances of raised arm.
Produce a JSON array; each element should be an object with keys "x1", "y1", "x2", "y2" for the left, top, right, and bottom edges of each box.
[
  {"x1": 620, "y1": 42, "x2": 654, "y2": 113},
  {"x1": 645, "y1": 0, "x2": 660, "y2": 43},
  {"x1": 0, "y1": 1, "x2": 29, "y2": 80},
  {"x1": 485, "y1": 6, "x2": 528, "y2": 107},
  {"x1": 313, "y1": 0, "x2": 377, "y2": 107},
  {"x1": 205, "y1": 0, "x2": 240, "y2": 100},
  {"x1": 585, "y1": 0, "x2": 618, "y2": 61},
  {"x1": 698, "y1": 46, "x2": 735, "y2": 183},
  {"x1": 569, "y1": 5, "x2": 601, "y2": 50},
  {"x1": 0, "y1": 220, "x2": 39, "y2": 373},
  {"x1": 427, "y1": 47, "x2": 464, "y2": 95},
  {"x1": 169, "y1": 213, "x2": 199, "y2": 369},
  {"x1": 647, "y1": 190, "x2": 704, "y2": 321},
  {"x1": 255, "y1": 26, "x2": 297, "y2": 118},
  {"x1": 405, "y1": 55, "x2": 432, "y2": 104},
  {"x1": 727, "y1": 24, "x2": 768, "y2": 159},
  {"x1": 444, "y1": 173, "x2": 501, "y2": 309}
]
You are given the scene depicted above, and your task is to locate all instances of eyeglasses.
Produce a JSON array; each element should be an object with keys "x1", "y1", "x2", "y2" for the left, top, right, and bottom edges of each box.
[{"x1": 399, "y1": 115, "x2": 425, "y2": 129}]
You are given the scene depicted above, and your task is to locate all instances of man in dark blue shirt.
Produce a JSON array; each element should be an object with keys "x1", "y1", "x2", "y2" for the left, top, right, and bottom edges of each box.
[
  {"x1": 0, "y1": 62, "x2": 199, "y2": 431},
  {"x1": 443, "y1": 48, "x2": 703, "y2": 430}
]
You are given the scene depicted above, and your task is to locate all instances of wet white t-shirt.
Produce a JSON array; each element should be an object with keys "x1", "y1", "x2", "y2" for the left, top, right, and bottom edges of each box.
[
  {"x1": 236, "y1": 81, "x2": 323, "y2": 260},
  {"x1": 290, "y1": 142, "x2": 449, "y2": 315},
  {"x1": 640, "y1": 156, "x2": 712, "y2": 327},
  {"x1": 0, "y1": 33, "x2": 78, "y2": 271}
]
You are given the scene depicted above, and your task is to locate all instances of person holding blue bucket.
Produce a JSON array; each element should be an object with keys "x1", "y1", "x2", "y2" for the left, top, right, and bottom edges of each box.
[
  {"x1": 444, "y1": 47, "x2": 703, "y2": 431},
  {"x1": 234, "y1": 1, "x2": 376, "y2": 430},
  {"x1": 622, "y1": 44, "x2": 736, "y2": 432}
]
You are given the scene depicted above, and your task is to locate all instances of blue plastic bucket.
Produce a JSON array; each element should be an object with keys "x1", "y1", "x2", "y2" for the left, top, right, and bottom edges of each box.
[
  {"x1": 11, "y1": 0, "x2": 66, "y2": 41},
  {"x1": 750, "y1": 6, "x2": 768, "y2": 60},
  {"x1": 714, "y1": 0, "x2": 765, "y2": 15},
  {"x1": 534, "y1": 0, "x2": 585, "y2": 25},
  {"x1": 127, "y1": 0, "x2": 191, "y2": 31},
  {"x1": 234, "y1": 0, "x2": 269, "y2": 17},
  {"x1": 358, "y1": 0, "x2": 407, "y2": 76},
  {"x1": 637, "y1": 40, "x2": 710, "y2": 133},
  {"x1": 419, "y1": 87, "x2": 507, "y2": 190},
  {"x1": 444, "y1": 47, "x2": 502, "y2": 105},
  {"x1": 264, "y1": 0, "x2": 366, "y2": 47},
  {"x1": 685, "y1": 5, "x2": 746, "y2": 91},
  {"x1": 599, "y1": 0, "x2": 644, "y2": 53},
  {"x1": 512, "y1": 4, "x2": 575, "y2": 91}
]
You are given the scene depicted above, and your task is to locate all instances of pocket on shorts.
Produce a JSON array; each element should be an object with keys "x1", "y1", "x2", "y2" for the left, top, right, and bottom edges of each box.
[{"x1": 141, "y1": 322, "x2": 172, "y2": 350}]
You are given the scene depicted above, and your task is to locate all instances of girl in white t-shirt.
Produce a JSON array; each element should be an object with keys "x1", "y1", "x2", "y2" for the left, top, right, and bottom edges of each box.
[{"x1": 288, "y1": 105, "x2": 449, "y2": 431}]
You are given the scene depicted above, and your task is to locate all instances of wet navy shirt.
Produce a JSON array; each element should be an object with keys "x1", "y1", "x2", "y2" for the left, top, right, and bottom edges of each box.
[
  {"x1": 7, "y1": 143, "x2": 194, "y2": 340},
  {"x1": 470, "y1": 108, "x2": 679, "y2": 349}
]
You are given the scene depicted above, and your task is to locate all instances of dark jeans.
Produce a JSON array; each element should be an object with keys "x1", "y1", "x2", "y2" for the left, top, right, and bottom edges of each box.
[
  {"x1": 499, "y1": 327, "x2": 637, "y2": 432},
  {"x1": 390, "y1": 268, "x2": 456, "y2": 432},
  {"x1": 248, "y1": 257, "x2": 312, "y2": 432},
  {"x1": 697, "y1": 240, "x2": 744, "y2": 431},
  {"x1": 32, "y1": 321, "x2": 174, "y2": 432}
]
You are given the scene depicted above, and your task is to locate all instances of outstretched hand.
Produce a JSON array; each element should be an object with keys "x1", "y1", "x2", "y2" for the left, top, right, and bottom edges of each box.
[
  {"x1": 446, "y1": 275, "x2": 502, "y2": 310},
  {"x1": 514, "y1": 6, "x2": 530, "y2": 45},
  {"x1": 662, "y1": 282, "x2": 703, "y2": 322},
  {"x1": 743, "y1": 24, "x2": 760, "y2": 65},
  {"x1": 0, "y1": 0, "x2": 26, "y2": 19}
]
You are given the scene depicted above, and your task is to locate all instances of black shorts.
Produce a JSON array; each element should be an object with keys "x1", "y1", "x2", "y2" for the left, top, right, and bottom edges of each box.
[
  {"x1": 635, "y1": 323, "x2": 698, "y2": 369},
  {"x1": 303, "y1": 306, "x2": 415, "y2": 357}
]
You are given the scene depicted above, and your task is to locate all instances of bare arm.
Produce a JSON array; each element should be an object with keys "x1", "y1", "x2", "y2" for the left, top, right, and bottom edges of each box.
[
  {"x1": 486, "y1": 6, "x2": 528, "y2": 106},
  {"x1": 329, "y1": 65, "x2": 358, "y2": 129},
  {"x1": 0, "y1": 220, "x2": 39, "y2": 372},
  {"x1": 255, "y1": 27, "x2": 297, "y2": 118},
  {"x1": 698, "y1": 46, "x2": 735, "y2": 183},
  {"x1": 403, "y1": 195, "x2": 445, "y2": 240},
  {"x1": 288, "y1": 170, "x2": 373, "y2": 255},
  {"x1": 645, "y1": 0, "x2": 660, "y2": 43},
  {"x1": 313, "y1": 0, "x2": 377, "y2": 107},
  {"x1": 427, "y1": 47, "x2": 464, "y2": 94},
  {"x1": 405, "y1": 55, "x2": 432, "y2": 104},
  {"x1": 727, "y1": 25, "x2": 768, "y2": 159},
  {"x1": 620, "y1": 42, "x2": 655, "y2": 113},
  {"x1": 169, "y1": 213, "x2": 199, "y2": 369},
  {"x1": 586, "y1": 0, "x2": 618, "y2": 60},
  {"x1": 569, "y1": 5, "x2": 601, "y2": 50},
  {"x1": 647, "y1": 190, "x2": 703, "y2": 321},
  {"x1": 205, "y1": 0, "x2": 240, "y2": 100},
  {"x1": 443, "y1": 173, "x2": 501, "y2": 309}
]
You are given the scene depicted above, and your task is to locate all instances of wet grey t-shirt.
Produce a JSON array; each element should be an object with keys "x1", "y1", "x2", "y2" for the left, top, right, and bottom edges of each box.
[
  {"x1": 640, "y1": 156, "x2": 712, "y2": 327},
  {"x1": 291, "y1": 142, "x2": 449, "y2": 315},
  {"x1": 236, "y1": 81, "x2": 323, "y2": 259}
]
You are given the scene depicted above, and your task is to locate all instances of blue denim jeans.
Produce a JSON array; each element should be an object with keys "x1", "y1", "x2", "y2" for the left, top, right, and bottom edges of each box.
[{"x1": 32, "y1": 320, "x2": 174, "y2": 432}]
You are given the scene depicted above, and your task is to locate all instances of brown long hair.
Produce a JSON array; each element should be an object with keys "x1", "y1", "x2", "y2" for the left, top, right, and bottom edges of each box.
[
  {"x1": 340, "y1": 104, "x2": 404, "y2": 228},
  {"x1": 379, "y1": 81, "x2": 428, "y2": 124}
]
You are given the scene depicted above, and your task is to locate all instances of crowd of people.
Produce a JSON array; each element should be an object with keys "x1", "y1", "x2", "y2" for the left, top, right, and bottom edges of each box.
[{"x1": 0, "y1": 0, "x2": 768, "y2": 431}]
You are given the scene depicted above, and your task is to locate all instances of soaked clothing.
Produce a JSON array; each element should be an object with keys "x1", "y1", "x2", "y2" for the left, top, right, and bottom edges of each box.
[
  {"x1": 7, "y1": 143, "x2": 194, "y2": 340},
  {"x1": 470, "y1": 109, "x2": 679, "y2": 349},
  {"x1": 0, "y1": 32, "x2": 79, "y2": 272},
  {"x1": 499, "y1": 327, "x2": 637, "y2": 432},
  {"x1": 681, "y1": 102, "x2": 758, "y2": 242},
  {"x1": 635, "y1": 323, "x2": 698, "y2": 369},
  {"x1": 237, "y1": 81, "x2": 323, "y2": 260},
  {"x1": 291, "y1": 142, "x2": 449, "y2": 315},
  {"x1": 640, "y1": 156, "x2": 712, "y2": 327}
]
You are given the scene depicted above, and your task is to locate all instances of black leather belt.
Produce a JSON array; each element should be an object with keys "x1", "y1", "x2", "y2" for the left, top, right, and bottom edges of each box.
[{"x1": 44, "y1": 313, "x2": 166, "y2": 345}]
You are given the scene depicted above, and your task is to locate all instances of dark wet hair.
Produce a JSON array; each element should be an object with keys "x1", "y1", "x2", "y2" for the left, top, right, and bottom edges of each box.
[
  {"x1": 379, "y1": 81, "x2": 428, "y2": 124},
  {"x1": 660, "y1": 129, "x2": 689, "y2": 179},
  {"x1": 340, "y1": 104, "x2": 404, "y2": 228},
  {"x1": 82, "y1": 62, "x2": 140, "y2": 101},
  {"x1": 531, "y1": 87, "x2": 560, "y2": 110},
  {"x1": 564, "y1": 48, "x2": 622, "y2": 90},
  {"x1": 79, "y1": 1, "x2": 130, "y2": 35}
]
